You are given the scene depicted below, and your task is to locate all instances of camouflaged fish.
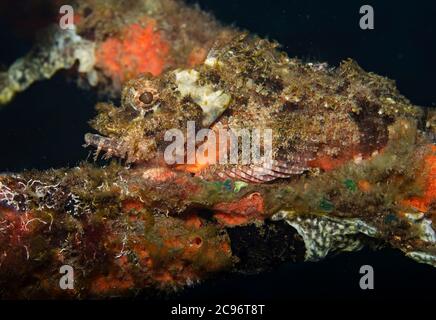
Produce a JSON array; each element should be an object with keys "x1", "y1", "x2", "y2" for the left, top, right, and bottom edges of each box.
[{"x1": 85, "y1": 33, "x2": 421, "y2": 183}]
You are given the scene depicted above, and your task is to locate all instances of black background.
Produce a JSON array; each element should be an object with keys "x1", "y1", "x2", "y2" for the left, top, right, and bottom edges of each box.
[{"x1": 0, "y1": 0, "x2": 435, "y2": 304}]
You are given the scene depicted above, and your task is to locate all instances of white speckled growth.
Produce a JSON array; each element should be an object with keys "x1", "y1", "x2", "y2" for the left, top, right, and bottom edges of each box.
[{"x1": 175, "y1": 69, "x2": 231, "y2": 126}]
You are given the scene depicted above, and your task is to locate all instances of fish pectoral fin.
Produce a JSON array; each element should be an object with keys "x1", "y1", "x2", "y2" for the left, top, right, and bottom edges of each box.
[{"x1": 220, "y1": 157, "x2": 310, "y2": 184}]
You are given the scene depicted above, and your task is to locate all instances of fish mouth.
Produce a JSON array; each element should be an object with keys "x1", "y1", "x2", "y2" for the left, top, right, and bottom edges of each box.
[
  {"x1": 84, "y1": 133, "x2": 128, "y2": 160},
  {"x1": 84, "y1": 133, "x2": 158, "y2": 164}
]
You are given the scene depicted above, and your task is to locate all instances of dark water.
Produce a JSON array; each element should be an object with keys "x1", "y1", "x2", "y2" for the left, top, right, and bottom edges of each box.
[{"x1": 0, "y1": 0, "x2": 435, "y2": 303}]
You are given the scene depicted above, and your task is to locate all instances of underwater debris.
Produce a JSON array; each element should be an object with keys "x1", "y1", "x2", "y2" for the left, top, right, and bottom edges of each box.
[
  {"x1": 1, "y1": 114, "x2": 436, "y2": 298},
  {"x1": 0, "y1": 164, "x2": 235, "y2": 298},
  {"x1": 0, "y1": 25, "x2": 96, "y2": 105},
  {"x1": 272, "y1": 212, "x2": 378, "y2": 262}
]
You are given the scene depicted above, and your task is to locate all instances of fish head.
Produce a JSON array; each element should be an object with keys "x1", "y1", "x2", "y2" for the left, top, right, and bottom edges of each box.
[{"x1": 85, "y1": 72, "x2": 208, "y2": 164}]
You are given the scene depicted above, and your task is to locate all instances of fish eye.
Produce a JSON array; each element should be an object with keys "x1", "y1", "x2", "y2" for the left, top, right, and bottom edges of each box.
[{"x1": 139, "y1": 91, "x2": 154, "y2": 105}]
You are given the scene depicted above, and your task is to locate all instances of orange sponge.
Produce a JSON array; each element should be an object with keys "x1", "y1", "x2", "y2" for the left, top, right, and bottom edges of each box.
[{"x1": 96, "y1": 20, "x2": 170, "y2": 84}]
